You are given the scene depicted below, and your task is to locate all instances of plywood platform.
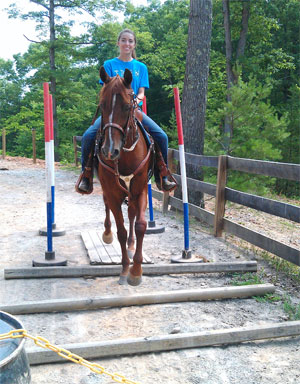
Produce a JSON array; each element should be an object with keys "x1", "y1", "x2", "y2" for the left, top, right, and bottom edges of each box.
[{"x1": 81, "y1": 230, "x2": 153, "y2": 265}]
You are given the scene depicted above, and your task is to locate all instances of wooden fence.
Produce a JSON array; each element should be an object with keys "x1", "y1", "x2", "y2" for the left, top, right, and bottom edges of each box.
[{"x1": 73, "y1": 137, "x2": 300, "y2": 267}]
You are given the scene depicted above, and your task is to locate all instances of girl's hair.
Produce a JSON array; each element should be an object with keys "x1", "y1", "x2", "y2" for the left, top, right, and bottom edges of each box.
[{"x1": 117, "y1": 29, "x2": 137, "y2": 59}]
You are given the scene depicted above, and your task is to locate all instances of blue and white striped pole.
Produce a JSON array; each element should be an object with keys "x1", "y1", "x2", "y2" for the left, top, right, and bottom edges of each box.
[
  {"x1": 143, "y1": 96, "x2": 165, "y2": 235},
  {"x1": 172, "y1": 87, "x2": 192, "y2": 260}
]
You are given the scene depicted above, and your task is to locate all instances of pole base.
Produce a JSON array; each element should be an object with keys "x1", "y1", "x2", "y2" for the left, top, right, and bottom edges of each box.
[
  {"x1": 171, "y1": 250, "x2": 206, "y2": 263},
  {"x1": 39, "y1": 225, "x2": 66, "y2": 237},
  {"x1": 32, "y1": 251, "x2": 67, "y2": 267},
  {"x1": 145, "y1": 220, "x2": 165, "y2": 234}
]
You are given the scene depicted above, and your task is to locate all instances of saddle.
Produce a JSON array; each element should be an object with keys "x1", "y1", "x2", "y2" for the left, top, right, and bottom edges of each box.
[{"x1": 75, "y1": 110, "x2": 176, "y2": 195}]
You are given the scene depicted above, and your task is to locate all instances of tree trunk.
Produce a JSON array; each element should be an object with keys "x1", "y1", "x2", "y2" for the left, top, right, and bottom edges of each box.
[
  {"x1": 49, "y1": 0, "x2": 59, "y2": 161},
  {"x1": 236, "y1": 1, "x2": 251, "y2": 59},
  {"x1": 222, "y1": 0, "x2": 234, "y2": 153},
  {"x1": 180, "y1": 0, "x2": 212, "y2": 206},
  {"x1": 222, "y1": 0, "x2": 251, "y2": 153}
]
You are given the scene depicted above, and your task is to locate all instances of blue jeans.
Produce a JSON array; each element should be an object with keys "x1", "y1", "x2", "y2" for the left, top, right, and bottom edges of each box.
[{"x1": 81, "y1": 112, "x2": 169, "y2": 180}]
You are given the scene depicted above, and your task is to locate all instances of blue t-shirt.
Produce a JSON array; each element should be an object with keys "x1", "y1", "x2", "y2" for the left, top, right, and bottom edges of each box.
[{"x1": 100, "y1": 57, "x2": 149, "y2": 95}]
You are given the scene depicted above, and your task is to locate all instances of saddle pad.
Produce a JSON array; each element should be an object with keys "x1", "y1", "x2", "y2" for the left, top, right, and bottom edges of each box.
[
  {"x1": 81, "y1": 230, "x2": 153, "y2": 265},
  {"x1": 136, "y1": 119, "x2": 152, "y2": 148}
]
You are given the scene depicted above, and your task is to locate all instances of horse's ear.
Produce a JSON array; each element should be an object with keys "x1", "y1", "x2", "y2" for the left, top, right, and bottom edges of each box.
[
  {"x1": 100, "y1": 66, "x2": 111, "y2": 84},
  {"x1": 123, "y1": 69, "x2": 133, "y2": 88}
]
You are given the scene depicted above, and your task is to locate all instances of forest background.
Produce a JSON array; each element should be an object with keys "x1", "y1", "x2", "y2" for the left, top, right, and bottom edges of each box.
[{"x1": 0, "y1": 0, "x2": 299, "y2": 197}]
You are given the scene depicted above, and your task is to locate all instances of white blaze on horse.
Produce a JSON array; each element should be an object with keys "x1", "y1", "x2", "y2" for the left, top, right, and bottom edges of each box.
[{"x1": 95, "y1": 67, "x2": 154, "y2": 286}]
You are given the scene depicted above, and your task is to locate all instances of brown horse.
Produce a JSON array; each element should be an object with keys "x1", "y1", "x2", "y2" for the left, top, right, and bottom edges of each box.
[{"x1": 95, "y1": 66, "x2": 153, "y2": 286}]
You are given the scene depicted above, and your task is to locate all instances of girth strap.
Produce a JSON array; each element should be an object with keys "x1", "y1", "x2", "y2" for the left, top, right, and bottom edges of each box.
[{"x1": 97, "y1": 143, "x2": 153, "y2": 200}]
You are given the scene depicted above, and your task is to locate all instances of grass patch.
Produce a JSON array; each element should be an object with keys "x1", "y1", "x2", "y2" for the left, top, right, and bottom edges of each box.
[
  {"x1": 260, "y1": 252, "x2": 300, "y2": 284},
  {"x1": 230, "y1": 271, "x2": 264, "y2": 286},
  {"x1": 253, "y1": 293, "x2": 281, "y2": 303},
  {"x1": 283, "y1": 296, "x2": 300, "y2": 321}
]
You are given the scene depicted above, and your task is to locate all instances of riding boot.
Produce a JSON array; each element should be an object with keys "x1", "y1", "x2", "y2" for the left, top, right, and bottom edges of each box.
[
  {"x1": 154, "y1": 147, "x2": 177, "y2": 193},
  {"x1": 75, "y1": 149, "x2": 94, "y2": 195}
]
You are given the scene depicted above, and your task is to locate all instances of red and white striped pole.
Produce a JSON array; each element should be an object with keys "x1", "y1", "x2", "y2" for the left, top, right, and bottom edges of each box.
[
  {"x1": 49, "y1": 94, "x2": 55, "y2": 228},
  {"x1": 33, "y1": 83, "x2": 66, "y2": 266},
  {"x1": 171, "y1": 87, "x2": 200, "y2": 263}
]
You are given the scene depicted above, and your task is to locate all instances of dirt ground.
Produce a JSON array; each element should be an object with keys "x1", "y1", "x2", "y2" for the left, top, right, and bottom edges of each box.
[{"x1": 0, "y1": 156, "x2": 299, "y2": 384}]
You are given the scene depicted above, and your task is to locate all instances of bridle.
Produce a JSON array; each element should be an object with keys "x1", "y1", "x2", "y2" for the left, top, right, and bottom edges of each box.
[
  {"x1": 99, "y1": 90, "x2": 139, "y2": 152},
  {"x1": 96, "y1": 89, "x2": 153, "y2": 200}
]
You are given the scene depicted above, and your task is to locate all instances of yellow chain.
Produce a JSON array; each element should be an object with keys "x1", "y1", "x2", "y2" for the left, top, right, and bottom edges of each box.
[{"x1": 0, "y1": 329, "x2": 141, "y2": 384}]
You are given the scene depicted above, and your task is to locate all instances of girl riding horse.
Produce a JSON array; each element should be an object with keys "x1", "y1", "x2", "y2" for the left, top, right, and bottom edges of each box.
[{"x1": 77, "y1": 28, "x2": 176, "y2": 194}]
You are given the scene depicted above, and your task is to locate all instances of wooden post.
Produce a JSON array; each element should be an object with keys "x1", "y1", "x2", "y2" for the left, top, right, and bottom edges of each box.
[
  {"x1": 73, "y1": 136, "x2": 78, "y2": 166},
  {"x1": 214, "y1": 155, "x2": 227, "y2": 237},
  {"x1": 2, "y1": 129, "x2": 6, "y2": 159},
  {"x1": 32, "y1": 129, "x2": 36, "y2": 164},
  {"x1": 162, "y1": 149, "x2": 175, "y2": 213}
]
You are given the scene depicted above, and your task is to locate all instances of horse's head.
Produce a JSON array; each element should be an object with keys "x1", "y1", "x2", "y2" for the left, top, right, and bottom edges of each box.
[{"x1": 99, "y1": 66, "x2": 133, "y2": 161}]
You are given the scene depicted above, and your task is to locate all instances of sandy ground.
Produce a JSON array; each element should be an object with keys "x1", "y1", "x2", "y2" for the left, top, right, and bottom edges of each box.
[{"x1": 0, "y1": 156, "x2": 299, "y2": 384}]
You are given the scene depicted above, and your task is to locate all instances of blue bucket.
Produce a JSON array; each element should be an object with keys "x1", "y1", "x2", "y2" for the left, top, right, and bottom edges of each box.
[{"x1": 0, "y1": 311, "x2": 31, "y2": 383}]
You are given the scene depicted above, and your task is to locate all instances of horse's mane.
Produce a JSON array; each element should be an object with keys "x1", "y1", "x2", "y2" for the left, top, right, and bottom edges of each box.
[{"x1": 100, "y1": 75, "x2": 131, "y2": 108}]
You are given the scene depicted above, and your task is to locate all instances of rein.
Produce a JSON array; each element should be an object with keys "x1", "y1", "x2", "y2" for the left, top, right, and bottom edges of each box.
[{"x1": 96, "y1": 90, "x2": 152, "y2": 200}]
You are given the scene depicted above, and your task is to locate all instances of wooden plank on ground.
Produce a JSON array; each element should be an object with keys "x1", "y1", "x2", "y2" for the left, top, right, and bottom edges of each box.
[
  {"x1": 81, "y1": 231, "x2": 100, "y2": 264},
  {"x1": 0, "y1": 284, "x2": 274, "y2": 315},
  {"x1": 4, "y1": 261, "x2": 257, "y2": 279},
  {"x1": 89, "y1": 230, "x2": 113, "y2": 264},
  {"x1": 27, "y1": 321, "x2": 300, "y2": 365},
  {"x1": 81, "y1": 231, "x2": 152, "y2": 265}
]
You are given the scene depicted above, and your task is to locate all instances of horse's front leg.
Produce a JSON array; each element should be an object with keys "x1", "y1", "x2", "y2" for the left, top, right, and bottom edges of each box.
[
  {"x1": 127, "y1": 189, "x2": 147, "y2": 286},
  {"x1": 102, "y1": 195, "x2": 113, "y2": 244},
  {"x1": 110, "y1": 204, "x2": 130, "y2": 285},
  {"x1": 127, "y1": 202, "x2": 136, "y2": 260}
]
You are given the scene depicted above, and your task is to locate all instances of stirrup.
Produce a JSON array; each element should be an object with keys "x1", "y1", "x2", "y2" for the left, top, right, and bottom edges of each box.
[
  {"x1": 158, "y1": 174, "x2": 177, "y2": 193},
  {"x1": 75, "y1": 168, "x2": 93, "y2": 195}
]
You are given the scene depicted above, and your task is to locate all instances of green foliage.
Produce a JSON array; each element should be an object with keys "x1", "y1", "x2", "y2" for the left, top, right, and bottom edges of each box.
[
  {"x1": 253, "y1": 293, "x2": 281, "y2": 303},
  {"x1": 206, "y1": 76, "x2": 290, "y2": 194},
  {"x1": 283, "y1": 296, "x2": 300, "y2": 321},
  {"x1": 231, "y1": 272, "x2": 264, "y2": 286},
  {"x1": 0, "y1": 0, "x2": 299, "y2": 198}
]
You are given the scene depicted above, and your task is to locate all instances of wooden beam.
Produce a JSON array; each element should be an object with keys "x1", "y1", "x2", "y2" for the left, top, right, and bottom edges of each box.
[
  {"x1": 27, "y1": 320, "x2": 300, "y2": 365},
  {"x1": 4, "y1": 261, "x2": 257, "y2": 279},
  {"x1": 168, "y1": 195, "x2": 215, "y2": 226},
  {"x1": 0, "y1": 284, "x2": 273, "y2": 315},
  {"x1": 214, "y1": 155, "x2": 228, "y2": 237},
  {"x1": 227, "y1": 156, "x2": 300, "y2": 181},
  {"x1": 171, "y1": 149, "x2": 219, "y2": 168},
  {"x1": 223, "y1": 218, "x2": 300, "y2": 266},
  {"x1": 173, "y1": 174, "x2": 216, "y2": 196},
  {"x1": 225, "y1": 187, "x2": 300, "y2": 223}
]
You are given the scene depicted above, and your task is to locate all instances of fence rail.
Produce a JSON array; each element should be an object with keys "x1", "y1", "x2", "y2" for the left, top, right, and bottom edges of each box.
[{"x1": 73, "y1": 137, "x2": 300, "y2": 266}]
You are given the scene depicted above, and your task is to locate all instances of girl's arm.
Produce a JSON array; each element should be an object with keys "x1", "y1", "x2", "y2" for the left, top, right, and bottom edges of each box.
[{"x1": 136, "y1": 87, "x2": 145, "y2": 104}]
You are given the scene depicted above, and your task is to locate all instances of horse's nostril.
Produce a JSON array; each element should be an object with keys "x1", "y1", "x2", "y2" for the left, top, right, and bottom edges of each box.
[{"x1": 112, "y1": 149, "x2": 120, "y2": 159}]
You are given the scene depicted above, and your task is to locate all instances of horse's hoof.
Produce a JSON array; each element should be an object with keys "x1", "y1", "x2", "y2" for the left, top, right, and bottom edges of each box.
[
  {"x1": 102, "y1": 232, "x2": 113, "y2": 244},
  {"x1": 127, "y1": 273, "x2": 142, "y2": 286},
  {"x1": 127, "y1": 249, "x2": 134, "y2": 260},
  {"x1": 118, "y1": 275, "x2": 128, "y2": 285}
]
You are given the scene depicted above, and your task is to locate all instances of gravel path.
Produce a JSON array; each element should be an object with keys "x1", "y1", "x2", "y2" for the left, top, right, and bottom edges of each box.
[{"x1": 0, "y1": 157, "x2": 299, "y2": 384}]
